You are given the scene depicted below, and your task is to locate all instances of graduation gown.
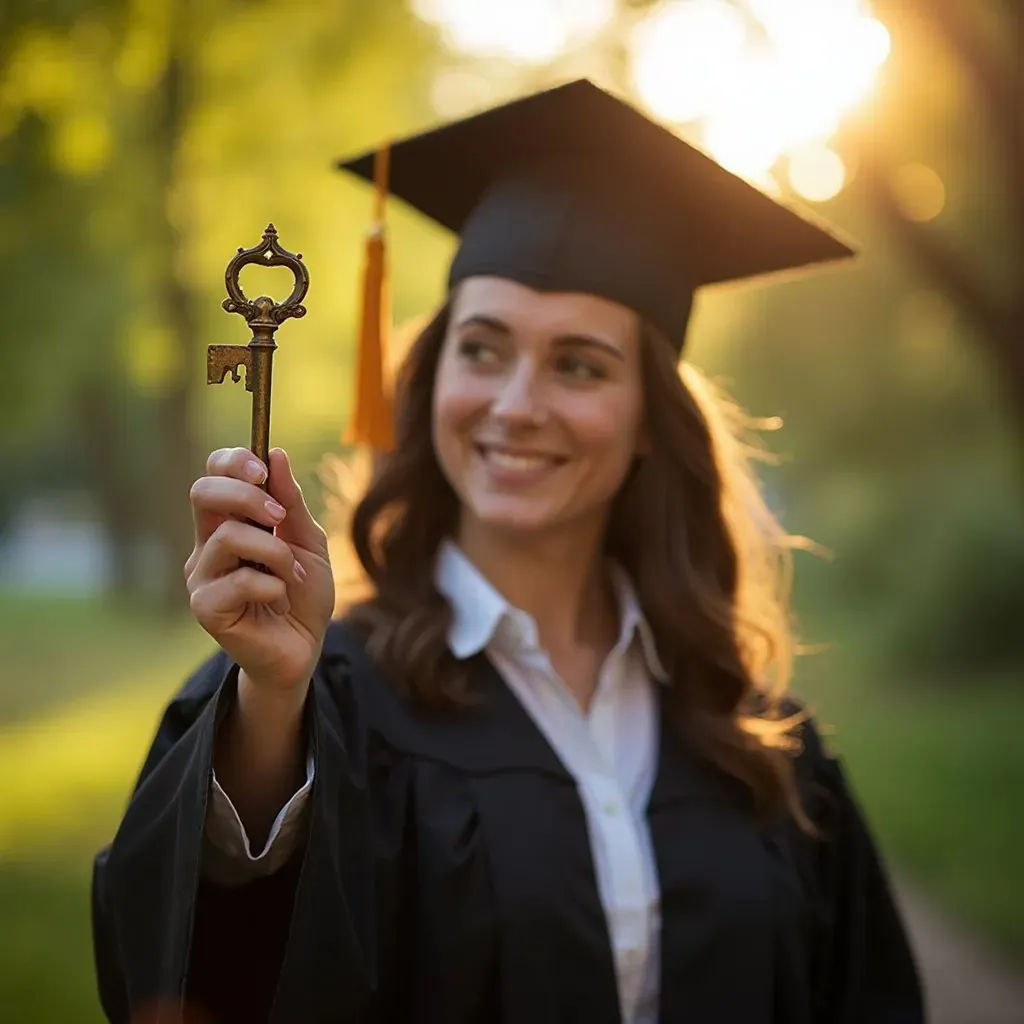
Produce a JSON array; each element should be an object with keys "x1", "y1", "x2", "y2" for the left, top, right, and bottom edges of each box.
[{"x1": 92, "y1": 620, "x2": 925, "y2": 1023}]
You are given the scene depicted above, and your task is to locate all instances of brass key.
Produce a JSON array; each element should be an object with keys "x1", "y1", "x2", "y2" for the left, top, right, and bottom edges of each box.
[{"x1": 208, "y1": 224, "x2": 309, "y2": 567}]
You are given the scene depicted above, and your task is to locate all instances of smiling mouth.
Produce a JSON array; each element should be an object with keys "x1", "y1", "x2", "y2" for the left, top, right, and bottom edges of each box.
[{"x1": 474, "y1": 444, "x2": 568, "y2": 473}]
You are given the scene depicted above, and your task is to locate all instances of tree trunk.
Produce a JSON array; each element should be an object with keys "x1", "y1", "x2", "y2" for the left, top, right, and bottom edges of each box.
[
  {"x1": 151, "y1": 48, "x2": 203, "y2": 612},
  {"x1": 863, "y1": 0, "x2": 1024, "y2": 436},
  {"x1": 74, "y1": 377, "x2": 143, "y2": 601}
]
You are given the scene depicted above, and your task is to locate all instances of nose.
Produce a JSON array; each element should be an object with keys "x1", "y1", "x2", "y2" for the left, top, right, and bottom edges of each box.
[{"x1": 490, "y1": 358, "x2": 546, "y2": 426}]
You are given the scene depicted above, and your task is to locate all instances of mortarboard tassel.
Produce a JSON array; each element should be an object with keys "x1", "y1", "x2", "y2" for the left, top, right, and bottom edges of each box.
[{"x1": 347, "y1": 144, "x2": 395, "y2": 452}]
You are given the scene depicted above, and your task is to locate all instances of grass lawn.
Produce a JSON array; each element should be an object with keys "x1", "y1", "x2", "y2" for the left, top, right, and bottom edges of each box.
[
  {"x1": 0, "y1": 856, "x2": 106, "y2": 1024},
  {"x1": 0, "y1": 592, "x2": 214, "y2": 1021},
  {"x1": 0, "y1": 593, "x2": 1020, "y2": 1021},
  {"x1": 794, "y1": 625, "x2": 1024, "y2": 958},
  {"x1": 0, "y1": 592, "x2": 211, "y2": 725}
]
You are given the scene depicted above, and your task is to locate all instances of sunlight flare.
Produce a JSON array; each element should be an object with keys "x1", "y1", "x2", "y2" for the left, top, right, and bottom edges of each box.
[
  {"x1": 627, "y1": 0, "x2": 746, "y2": 123},
  {"x1": 630, "y1": 0, "x2": 890, "y2": 189},
  {"x1": 414, "y1": 0, "x2": 891, "y2": 201},
  {"x1": 411, "y1": 0, "x2": 616, "y2": 65}
]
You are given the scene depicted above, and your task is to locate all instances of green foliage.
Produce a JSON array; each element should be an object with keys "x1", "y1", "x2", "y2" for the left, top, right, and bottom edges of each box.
[
  {"x1": 855, "y1": 462, "x2": 1024, "y2": 677},
  {"x1": 0, "y1": 0, "x2": 444, "y2": 594},
  {"x1": 801, "y1": 641, "x2": 1024, "y2": 957},
  {"x1": 0, "y1": 860, "x2": 105, "y2": 1024},
  {"x1": 690, "y1": 196, "x2": 1024, "y2": 680}
]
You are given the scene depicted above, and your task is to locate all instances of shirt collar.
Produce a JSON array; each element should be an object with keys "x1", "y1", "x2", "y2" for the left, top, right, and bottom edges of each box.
[
  {"x1": 434, "y1": 539, "x2": 669, "y2": 683},
  {"x1": 435, "y1": 539, "x2": 519, "y2": 659},
  {"x1": 606, "y1": 561, "x2": 670, "y2": 683}
]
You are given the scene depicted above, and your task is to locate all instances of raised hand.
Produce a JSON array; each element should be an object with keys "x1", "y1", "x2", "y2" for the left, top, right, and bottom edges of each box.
[{"x1": 185, "y1": 446, "x2": 335, "y2": 693}]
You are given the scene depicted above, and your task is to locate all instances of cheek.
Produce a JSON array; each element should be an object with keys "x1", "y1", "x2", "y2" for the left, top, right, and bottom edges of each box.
[
  {"x1": 432, "y1": 370, "x2": 490, "y2": 462},
  {"x1": 559, "y1": 391, "x2": 645, "y2": 503},
  {"x1": 570, "y1": 392, "x2": 644, "y2": 468}
]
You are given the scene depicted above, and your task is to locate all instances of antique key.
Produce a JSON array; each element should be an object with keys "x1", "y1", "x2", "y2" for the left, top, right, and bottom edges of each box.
[{"x1": 208, "y1": 224, "x2": 309, "y2": 564}]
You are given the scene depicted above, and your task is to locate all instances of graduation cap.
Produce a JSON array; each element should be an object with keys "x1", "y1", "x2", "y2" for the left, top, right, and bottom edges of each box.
[{"x1": 337, "y1": 78, "x2": 855, "y2": 451}]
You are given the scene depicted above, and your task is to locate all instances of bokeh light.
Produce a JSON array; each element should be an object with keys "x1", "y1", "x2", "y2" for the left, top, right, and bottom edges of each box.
[
  {"x1": 627, "y1": 0, "x2": 746, "y2": 124},
  {"x1": 892, "y1": 163, "x2": 947, "y2": 222},
  {"x1": 630, "y1": 0, "x2": 890, "y2": 187},
  {"x1": 429, "y1": 69, "x2": 500, "y2": 118},
  {"x1": 413, "y1": 0, "x2": 892, "y2": 199},
  {"x1": 411, "y1": 0, "x2": 616, "y2": 65},
  {"x1": 787, "y1": 143, "x2": 848, "y2": 202}
]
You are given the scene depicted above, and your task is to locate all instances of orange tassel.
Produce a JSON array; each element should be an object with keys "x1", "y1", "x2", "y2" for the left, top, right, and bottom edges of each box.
[{"x1": 347, "y1": 144, "x2": 394, "y2": 452}]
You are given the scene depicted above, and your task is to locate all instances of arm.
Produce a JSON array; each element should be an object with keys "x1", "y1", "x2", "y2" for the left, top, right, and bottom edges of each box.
[
  {"x1": 200, "y1": 670, "x2": 317, "y2": 888},
  {"x1": 92, "y1": 643, "x2": 386, "y2": 1024},
  {"x1": 91, "y1": 657, "x2": 309, "y2": 1024},
  {"x1": 213, "y1": 670, "x2": 308, "y2": 850},
  {"x1": 203, "y1": 751, "x2": 314, "y2": 886}
]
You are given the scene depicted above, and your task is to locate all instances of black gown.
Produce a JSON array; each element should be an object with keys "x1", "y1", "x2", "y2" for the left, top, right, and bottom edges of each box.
[{"x1": 92, "y1": 619, "x2": 925, "y2": 1023}]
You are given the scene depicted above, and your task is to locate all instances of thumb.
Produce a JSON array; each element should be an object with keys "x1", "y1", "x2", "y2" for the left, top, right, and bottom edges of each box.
[{"x1": 266, "y1": 448, "x2": 327, "y2": 554}]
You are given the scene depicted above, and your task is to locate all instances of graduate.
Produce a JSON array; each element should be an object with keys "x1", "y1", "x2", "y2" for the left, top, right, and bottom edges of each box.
[{"x1": 92, "y1": 80, "x2": 925, "y2": 1023}]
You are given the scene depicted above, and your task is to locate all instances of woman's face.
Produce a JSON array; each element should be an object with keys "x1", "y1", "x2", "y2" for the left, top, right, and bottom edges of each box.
[{"x1": 433, "y1": 276, "x2": 648, "y2": 540}]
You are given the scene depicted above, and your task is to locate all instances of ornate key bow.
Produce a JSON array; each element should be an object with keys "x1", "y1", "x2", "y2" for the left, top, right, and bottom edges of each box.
[{"x1": 208, "y1": 222, "x2": 309, "y2": 485}]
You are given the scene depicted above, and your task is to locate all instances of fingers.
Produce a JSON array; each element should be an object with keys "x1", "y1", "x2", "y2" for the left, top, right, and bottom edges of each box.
[
  {"x1": 190, "y1": 567, "x2": 291, "y2": 625},
  {"x1": 189, "y1": 519, "x2": 305, "y2": 588},
  {"x1": 191, "y1": 448, "x2": 282, "y2": 546},
  {"x1": 265, "y1": 449, "x2": 328, "y2": 554},
  {"x1": 190, "y1": 476, "x2": 286, "y2": 545},
  {"x1": 188, "y1": 446, "x2": 326, "y2": 579},
  {"x1": 206, "y1": 447, "x2": 267, "y2": 484}
]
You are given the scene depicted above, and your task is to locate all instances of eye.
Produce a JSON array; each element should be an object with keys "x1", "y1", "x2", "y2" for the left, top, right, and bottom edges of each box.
[
  {"x1": 554, "y1": 353, "x2": 606, "y2": 381},
  {"x1": 457, "y1": 338, "x2": 501, "y2": 366}
]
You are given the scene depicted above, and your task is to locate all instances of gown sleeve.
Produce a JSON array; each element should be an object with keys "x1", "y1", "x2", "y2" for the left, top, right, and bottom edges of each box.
[
  {"x1": 797, "y1": 718, "x2": 927, "y2": 1023},
  {"x1": 203, "y1": 755, "x2": 314, "y2": 886},
  {"x1": 90, "y1": 647, "x2": 383, "y2": 1024}
]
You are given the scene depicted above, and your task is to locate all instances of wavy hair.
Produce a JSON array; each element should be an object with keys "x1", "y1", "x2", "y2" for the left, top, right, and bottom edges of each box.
[{"x1": 328, "y1": 302, "x2": 813, "y2": 828}]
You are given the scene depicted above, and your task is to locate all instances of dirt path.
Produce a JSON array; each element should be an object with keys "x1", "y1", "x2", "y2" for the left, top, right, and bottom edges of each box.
[{"x1": 897, "y1": 877, "x2": 1024, "y2": 1023}]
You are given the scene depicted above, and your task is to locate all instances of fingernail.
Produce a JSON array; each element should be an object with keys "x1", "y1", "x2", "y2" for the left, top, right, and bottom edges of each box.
[
  {"x1": 265, "y1": 499, "x2": 286, "y2": 521},
  {"x1": 246, "y1": 460, "x2": 267, "y2": 484},
  {"x1": 293, "y1": 560, "x2": 307, "y2": 582}
]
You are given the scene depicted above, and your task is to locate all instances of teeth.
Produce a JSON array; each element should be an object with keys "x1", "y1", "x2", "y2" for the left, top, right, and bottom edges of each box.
[{"x1": 484, "y1": 449, "x2": 550, "y2": 471}]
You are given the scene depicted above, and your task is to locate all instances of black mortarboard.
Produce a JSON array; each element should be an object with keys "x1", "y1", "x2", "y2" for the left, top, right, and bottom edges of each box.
[{"x1": 336, "y1": 79, "x2": 854, "y2": 443}]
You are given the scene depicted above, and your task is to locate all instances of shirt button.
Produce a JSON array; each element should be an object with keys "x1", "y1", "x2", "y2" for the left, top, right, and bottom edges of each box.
[
  {"x1": 622, "y1": 947, "x2": 643, "y2": 967},
  {"x1": 603, "y1": 800, "x2": 621, "y2": 817}
]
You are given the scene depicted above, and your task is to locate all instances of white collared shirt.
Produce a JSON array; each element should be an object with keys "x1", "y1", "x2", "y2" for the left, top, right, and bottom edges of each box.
[
  {"x1": 435, "y1": 541, "x2": 665, "y2": 1024},
  {"x1": 206, "y1": 540, "x2": 666, "y2": 1024}
]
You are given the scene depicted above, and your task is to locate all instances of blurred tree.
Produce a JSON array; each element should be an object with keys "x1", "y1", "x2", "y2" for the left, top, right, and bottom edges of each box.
[
  {"x1": 0, "y1": 0, "x2": 441, "y2": 605},
  {"x1": 146, "y1": 0, "x2": 204, "y2": 608},
  {"x1": 857, "y1": 0, "x2": 1024, "y2": 432},
  {"x1": 0, "y1": 5, "x2": 150, "y2": 595}
]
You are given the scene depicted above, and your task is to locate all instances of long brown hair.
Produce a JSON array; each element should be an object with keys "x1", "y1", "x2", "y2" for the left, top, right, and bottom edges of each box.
[{"x1": 331, "y1": 302, "x2": 812, "y2": 827}]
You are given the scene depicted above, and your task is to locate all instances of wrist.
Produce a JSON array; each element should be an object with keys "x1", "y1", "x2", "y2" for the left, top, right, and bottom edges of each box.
[{"x1": 237, "y1": 668, "x2": 311, "y2": 723}]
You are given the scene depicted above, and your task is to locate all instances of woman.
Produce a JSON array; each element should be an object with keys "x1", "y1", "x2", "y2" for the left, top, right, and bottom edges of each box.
[{"x1": 93, "y1": 81, "x2": 924, "y2": 1023}]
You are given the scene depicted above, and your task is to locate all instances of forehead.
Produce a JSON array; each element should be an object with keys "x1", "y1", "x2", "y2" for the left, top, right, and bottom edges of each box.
[{"x1": 451, "y1": 276, "x2": 638, "y2": 343}]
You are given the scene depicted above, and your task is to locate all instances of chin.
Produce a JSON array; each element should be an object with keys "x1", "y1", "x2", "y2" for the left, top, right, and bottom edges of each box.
[{"x1": 466, "y1": 497, "x2": 567, "y2": 537}]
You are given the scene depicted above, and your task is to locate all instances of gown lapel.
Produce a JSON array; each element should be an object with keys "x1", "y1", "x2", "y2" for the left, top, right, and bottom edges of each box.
[
  {"x1": 321, "y1": 625, "x2": 622, "y2": 1024},
  {"x1": 468, "y1": 655, "x2": 622, "y2": 1024},
  {"x1": 647, "y1": 700, "x2": 778, "y2": 1022},
  {"x1": 322, "y1": 625, "x2": 572, "y2": 779}
]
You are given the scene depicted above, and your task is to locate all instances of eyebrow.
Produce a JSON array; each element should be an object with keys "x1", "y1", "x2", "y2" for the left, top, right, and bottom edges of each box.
[{"x1": 454, "y1": 314, "x2": 626, "y2": 361}]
